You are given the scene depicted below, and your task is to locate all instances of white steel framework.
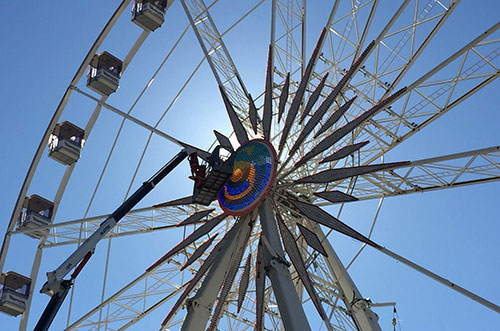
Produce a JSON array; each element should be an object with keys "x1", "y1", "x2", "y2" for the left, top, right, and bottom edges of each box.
[{"x1": 1, "y1": 1, "x2": 500, "y2": 330}]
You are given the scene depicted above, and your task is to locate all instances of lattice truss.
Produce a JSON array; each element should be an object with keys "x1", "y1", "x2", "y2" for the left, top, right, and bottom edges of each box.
[
  {"x1": 7, "y1": 0, "x2": 500, "y2": 330},
  {"x1": 38, "y1": 212, "x2": 362, "y2": 331}
]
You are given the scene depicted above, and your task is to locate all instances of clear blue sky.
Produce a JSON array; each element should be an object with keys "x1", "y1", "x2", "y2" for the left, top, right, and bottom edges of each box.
[{"x1": 0, "y1": 1, "x2": 499, "y2": 330}]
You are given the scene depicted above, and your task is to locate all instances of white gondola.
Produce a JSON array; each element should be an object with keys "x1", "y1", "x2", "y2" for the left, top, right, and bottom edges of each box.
[
  {"x1": 86, "y1": 51, "x2": 122, "y2": 96},
  {"x1": 17, "y1": 195, "x2": 53, "y2": 239},
  {"x1": 48, "y1": 121, "x2": 85, "y2": 165},
  {"x1": 132, "y1": 0, "x2": 173, "y2": 31},
  {"x1": 0, "y1": 272, "x2": 31, "y2": 316}
]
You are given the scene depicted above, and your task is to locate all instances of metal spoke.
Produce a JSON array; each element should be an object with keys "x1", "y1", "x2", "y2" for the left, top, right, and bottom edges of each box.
[{"x1": 320, "y1": 146, "x2": 500, "y2": 201}]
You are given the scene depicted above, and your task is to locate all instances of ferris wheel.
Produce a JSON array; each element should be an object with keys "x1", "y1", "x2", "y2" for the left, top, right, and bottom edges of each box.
[{"x1": 1, "y1": 0, "x2": 500, "y2": 330}]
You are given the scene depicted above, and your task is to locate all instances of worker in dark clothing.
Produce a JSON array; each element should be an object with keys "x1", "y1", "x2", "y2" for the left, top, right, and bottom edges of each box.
[{"x1": 208, "y1": 146, "x2": 223, "y2": 169}]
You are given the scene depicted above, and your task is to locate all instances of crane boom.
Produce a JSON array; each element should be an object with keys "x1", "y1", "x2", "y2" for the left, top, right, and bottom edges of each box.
[{"x1": 34, "y1": 149, "x2": 189, "y2": 331}]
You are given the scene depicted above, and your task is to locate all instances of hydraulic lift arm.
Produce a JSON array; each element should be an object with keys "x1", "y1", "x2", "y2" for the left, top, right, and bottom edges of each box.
[{"x1": 34, "y1": 149, "x2": 189, "y2": 331}]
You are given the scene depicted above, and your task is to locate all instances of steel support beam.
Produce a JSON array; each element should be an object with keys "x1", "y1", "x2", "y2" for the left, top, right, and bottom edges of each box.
[
  {"x1": 259, "y1": 199, "x2": 311, "y2": 331},
  {"x1": 310, "y1": 221, "x2": 382, "y2": 331},
  {"x1": 180, "y1": 216, "x2": 252, "y2": 331}
]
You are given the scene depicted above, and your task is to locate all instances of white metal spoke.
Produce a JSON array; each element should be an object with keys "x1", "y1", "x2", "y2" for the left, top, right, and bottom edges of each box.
[
  {"x1": 321, "y1": 146, "x2": 500, "y2": 201},
  {"x1": 181, "y1": 0, "x2": 256, "y2": 112},
  {"x1": 352, "y1": 21, "x2": 500, "y2": 164},
  {"x1": 11, "y1": 206, "x2": 201, "y2": 248}
]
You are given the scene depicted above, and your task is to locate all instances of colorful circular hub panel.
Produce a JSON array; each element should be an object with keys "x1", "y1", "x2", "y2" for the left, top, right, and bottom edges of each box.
[{"x1": 218, "y1": 139, "x2": 277, "y2": 216}]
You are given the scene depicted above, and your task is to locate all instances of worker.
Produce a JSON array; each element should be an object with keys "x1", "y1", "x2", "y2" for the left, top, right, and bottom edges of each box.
[
  {"x1": 208, "y1": 145, "x2": 223, "y2": 169},
  {"x1": 188, "y1": 152, "x2": 206, "y2": 188}
]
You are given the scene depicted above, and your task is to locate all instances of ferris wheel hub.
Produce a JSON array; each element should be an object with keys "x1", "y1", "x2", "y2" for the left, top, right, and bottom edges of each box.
[{"x1": 218, "y1": 139, "x2": 277, "y2": 216}]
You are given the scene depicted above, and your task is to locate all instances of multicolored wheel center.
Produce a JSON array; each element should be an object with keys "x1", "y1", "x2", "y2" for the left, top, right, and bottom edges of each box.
[{"x1": 218, "y1": 139, "x2": 277, "y2": 216}]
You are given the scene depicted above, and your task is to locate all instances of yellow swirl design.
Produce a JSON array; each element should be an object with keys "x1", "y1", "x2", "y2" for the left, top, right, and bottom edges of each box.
[{"x1": 224, "y1": 163, "x2": 256, "y2": 200}]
